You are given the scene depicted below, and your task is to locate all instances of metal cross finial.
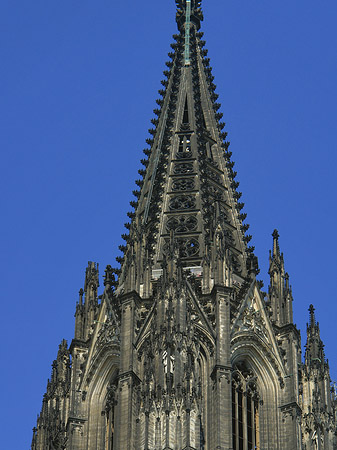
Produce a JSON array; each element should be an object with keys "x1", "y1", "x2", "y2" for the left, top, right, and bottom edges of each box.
[
  {"x1": 272, "y1": 229, "x2": 279, "y2": 240},
  {"x1": 175, "y1": 0, "x2": 203, "y2": 32},
  {"x1": 184, "y1": 0, "x2": 191, "y2": 65},
  {"x1": 309, "y1": 304, "x2": 316, "y2": 328}
]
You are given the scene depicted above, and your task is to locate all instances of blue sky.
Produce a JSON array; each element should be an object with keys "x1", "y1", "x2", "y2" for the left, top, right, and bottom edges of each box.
[{"x1": 1, "y1": 1, "x2": 337, "y2": 448}]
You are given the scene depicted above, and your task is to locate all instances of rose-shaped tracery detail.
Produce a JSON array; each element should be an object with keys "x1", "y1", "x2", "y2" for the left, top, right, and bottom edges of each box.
[
  {"x1": 179, "y1": 238, "x2": 200, "y2": 257},
  {"x1": 169, "y1": 195, "x2": 196, "y2": 211},
  {"x1": 172, "y1": 178, "x2": 195, "y2": 191},
  {"x1": 173, "y1": 162, "x2": 194, "y2": 175},
  {"x1": 167, "y1": 215, "x2": 198, "y2": 233}
]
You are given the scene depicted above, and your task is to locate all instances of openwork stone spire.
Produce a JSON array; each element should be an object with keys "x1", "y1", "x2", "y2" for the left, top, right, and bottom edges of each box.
[{"x1": 115, "y1": 2, "x2": 255, "y2": 298}]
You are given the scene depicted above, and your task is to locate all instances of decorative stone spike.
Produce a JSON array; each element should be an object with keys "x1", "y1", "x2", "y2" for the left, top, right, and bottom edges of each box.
[
  {"x1": 104, "y1": 265, "x2": 115, "y2": 288},
  {"x1": 127, "y1": 211, "x2": 135, "y2": 219}
]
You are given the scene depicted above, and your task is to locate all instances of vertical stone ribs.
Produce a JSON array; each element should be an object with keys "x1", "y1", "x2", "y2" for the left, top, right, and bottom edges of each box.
[
  {"x1": 135, "y1": 266, "x2": 206, "y2": 449},
  {"x1": 116, "y1": 33, "x2": 186, "y2": 289},
  {"x1": 116, "y1": 22, "x2": 256, "y2": 295},
  {"x1": 190, "y1": 27, "x2": 254, "y2": 284}
]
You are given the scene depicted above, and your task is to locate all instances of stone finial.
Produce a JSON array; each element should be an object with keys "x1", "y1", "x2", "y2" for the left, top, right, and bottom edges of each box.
[
  {"x1": 78, "y1": 288, "x2": 84, "y2": 305},
  {"x1": 104, "y1": 265, "x2": 115, "y2": 289},
  {"x1": 84, "y1": 261, "x2": 99, "y2": 293},
  {"x1": 272, "y1": 229, "x2": 280, "y2": 257},
  {"x1": 309, "y1": 304, "x2": 316, "y2": 328}
]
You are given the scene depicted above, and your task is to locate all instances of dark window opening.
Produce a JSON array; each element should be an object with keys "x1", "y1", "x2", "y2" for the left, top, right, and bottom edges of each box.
[
  {"x1": 183, "y1": 96, "x2": 189, "y2": 124},
  {"x1": 232, "y1": 369, "x2": 260, "y2": 450}
]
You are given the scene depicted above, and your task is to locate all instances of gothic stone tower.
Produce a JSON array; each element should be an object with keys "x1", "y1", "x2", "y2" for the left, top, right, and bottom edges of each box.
[{"x1": 32, "y1": 1, "x2": 337, "y2": 449}]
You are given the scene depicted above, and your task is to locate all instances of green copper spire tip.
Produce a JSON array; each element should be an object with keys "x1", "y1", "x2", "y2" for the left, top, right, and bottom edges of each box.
[
  {"x1": 176, "y1": 0, "x2": 203, "y2": 32},
  {"x1": 184, "y1": 0, "x2": 191, "y2": 65}
]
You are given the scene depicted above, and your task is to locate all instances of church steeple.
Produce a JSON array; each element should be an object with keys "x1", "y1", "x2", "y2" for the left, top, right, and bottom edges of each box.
[{"x1": 116, "y1": 0, "x2": 255, "y2": 299}]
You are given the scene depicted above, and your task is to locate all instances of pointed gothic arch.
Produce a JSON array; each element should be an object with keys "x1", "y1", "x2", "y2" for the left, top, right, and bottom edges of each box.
[
  {"x1": 135, "y1": 321, "x2": 213, "y2": 449},
  {"x1": 231, "y1": 362, "x2": 261, "y2": 450},
  {"x1": 84, "y1": 353, "x2": 119, "y2": 450},
  {"x1": 231, "y1": 345, "x2": 283, "y2": 449}
]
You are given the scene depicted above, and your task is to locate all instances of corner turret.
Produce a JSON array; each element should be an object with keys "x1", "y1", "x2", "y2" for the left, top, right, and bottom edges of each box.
[
  {"x1": 268, "y1": 230, "x2": 293, "y2": 326},
  {"x1": 304, "y1": 305, "x2": 327, "y2": 373},
  {"x1": 74, "y1": 262, "x2": 99, "y2": 341},
  {"x1": 32, "y1": 340, "x2": 70, "y2": 449},
  {"x1": 301, "y1": 305, "x2": 336, "y2": 449}
]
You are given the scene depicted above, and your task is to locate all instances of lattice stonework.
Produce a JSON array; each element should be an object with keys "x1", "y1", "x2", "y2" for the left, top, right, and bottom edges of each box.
[
  {"x1": 179, "y1": 237, "x2": 199, "y2": 257},
  {"x1": 166, "y1": 215, "x2": 198, "y2": 233},
  {"x1": 169, "y1": 194, "x2": 196, "y2": 211},
  {"x1": 173, "y1": 162, "x2": 194, "y2": 174}
]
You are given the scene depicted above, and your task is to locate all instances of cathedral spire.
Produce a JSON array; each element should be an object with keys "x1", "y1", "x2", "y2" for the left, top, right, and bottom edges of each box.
[
  {"x1": 116, "y1": 2, "x2": 253, "y2": 298},
  {"x1": 33, "y1": 3, "x2": 337, "y2": 449}
]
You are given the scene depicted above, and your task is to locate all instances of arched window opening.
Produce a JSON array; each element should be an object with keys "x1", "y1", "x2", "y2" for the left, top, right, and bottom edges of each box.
[
  {"x1": 104, "y1": 381, "x2": 117, "y2": 450},
  {"x1": 232, "y1": 364, "x2": 260, "y2": 450},
  {"x1": 183, "y1": 96, "x2": 189, "y2": 125},
  {"x1": 177, "y1": 134, "x2": 192, "y2": 159}
]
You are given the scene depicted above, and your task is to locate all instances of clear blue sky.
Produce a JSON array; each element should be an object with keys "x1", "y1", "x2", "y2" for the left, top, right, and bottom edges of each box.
[{"x1": 1, "y1": 1, "x2": 337, "y2": 448}]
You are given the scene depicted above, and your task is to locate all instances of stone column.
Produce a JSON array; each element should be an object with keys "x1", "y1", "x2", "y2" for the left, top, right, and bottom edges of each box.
[
  {"x1": 210, "y1": 285, "x2": 233, "y2": 450},
  {"x1": 114, "y1": 291, "x2": 140, "y2": 450}
]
